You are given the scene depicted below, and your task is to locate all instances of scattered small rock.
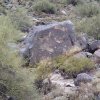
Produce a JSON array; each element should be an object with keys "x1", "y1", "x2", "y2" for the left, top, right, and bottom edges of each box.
[
  {"x1": 74, "y1": 73, "x2": 93, "y2": 86},
  {"x1": 61, "y1": 10, "x2": 67, "y2": 15},
  {"x1": 7, "y1": 96, "x2": 15, "y2": 100}
]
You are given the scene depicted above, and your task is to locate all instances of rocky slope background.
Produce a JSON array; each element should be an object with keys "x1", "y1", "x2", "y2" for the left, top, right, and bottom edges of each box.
[{"x1": 0, "y1": 0, "x2": 100, "y2": 100}]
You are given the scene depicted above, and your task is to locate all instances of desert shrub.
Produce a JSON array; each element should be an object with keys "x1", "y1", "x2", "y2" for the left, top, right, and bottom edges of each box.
[
  {"x1": 76, "y1": 14, "x2": 100, "y2": 39},
  {"x1": 0, "y1": 67, "x2": 41, "y2": 100},
  {"x1": 53, "y1": 46, "x2": 82, "y2": 68},
  {"x1": 59, "y1": 57, "x2": 94, "y2": 77},
  {"x1": 0, "y1": 15, "x2": 22, "y2": 66},
  {"x1": 34, "y1": 59, "x2": 53, "y2": 94},
  {"x1": 62, "y1": 0, "x2": 92, "y2": 5},
  {"x1": 33, "y1": 0, "x2": 56, "y2": 14},
  {"x1": 9, "y1": 7, "x2": 32, "y2": 32},
  {"x1": 0, "y1": 5, "x2": 6, "y2": 15},
  {"x1": 0, "y1": 15, "x2": 40, "y2": 100},
  {"x1": 35, "y1": 46, "x2": 85, "y2": 79},
  {"x1": 53, "y1": 55, "x2": 94, "y2": 77},
  {"x1": 76, "y1": 3, "x2": 100, "y2": 17},
  {"x1": 35, "y1": 59, "x2": 53, "y2": 80},
  {"x1": 53, "y1": 55, "x2": 67, "y2": 69},
  {"x1": 35, "y1": 55, "x2": 94, "y2": 79}
]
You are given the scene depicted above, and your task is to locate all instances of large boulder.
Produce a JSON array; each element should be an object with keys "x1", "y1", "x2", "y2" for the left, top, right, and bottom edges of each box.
[{"x1": 22, "y1": 20, "x2": 77, "y2": 64}]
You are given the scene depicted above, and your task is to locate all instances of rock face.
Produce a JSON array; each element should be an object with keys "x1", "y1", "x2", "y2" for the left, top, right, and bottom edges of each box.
[
  {"x1": 22, "y1": 20, "x2": 77, "y2": 64},
  {"x1": 74, "y1": 73, "x2": 93, "y2": 86}
]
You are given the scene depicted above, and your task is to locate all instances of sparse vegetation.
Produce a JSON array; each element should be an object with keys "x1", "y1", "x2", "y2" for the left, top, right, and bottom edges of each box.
[
  {"x1": 9, "y1": 8, "x2": 32, "y2": 32},
  {"x1": 0, "y1": 0, "x2": 100, "y2": 99},
  {"x1": 58, "y1": 57, "x2": 95, "y2": 77},
  {"x1": 76, "y1": 3, "x2": 100, "y2": 17},
  {"x1": 0, "y1": 5, "x2": 6, "y2": 15},
  {"x1": 35, "y1": 59, "x2": 53, "y2": 80},
  {"x1": 76, "y1": 14, "x2": 100, "y2": 39},
  {"x1": 33, "y1": 0, "x2": 56, "y2": 14},
  {"x1": 0, "y1": 15, "x2": 22, "y2": 66},
  {"x1": 34, "y1": 55, "x2": 95, "y2": 79},
  {"x1": 43, "y1": 82, "x2": 99, "y2": 100},
  {"x1": 0, "y1": 15, "x2": 40, "y2": 100}
]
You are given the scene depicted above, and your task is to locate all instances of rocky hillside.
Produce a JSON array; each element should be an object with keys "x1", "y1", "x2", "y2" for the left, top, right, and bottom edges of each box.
[{"x1": 0, "y1": 0, "x2": 100, "y2": 100}]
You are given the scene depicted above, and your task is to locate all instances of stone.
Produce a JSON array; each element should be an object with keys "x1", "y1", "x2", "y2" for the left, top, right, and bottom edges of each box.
[
  {"x1": 94, "y1": 49, "x2": 100, "y2": 58},
  {"x1": 94, "y1": 49, "x2": 100, "y2": 63},
  {"x1": 73, "y1": 52, "x2": 87, "y2": 58},
  {"x1": 76, "y1": 35, "x2": 100, "y2": 53},
  {"x1": 61, "y1": 10, "x2": 67, "y2": 15},
  {"x1": 73, "y1": 52, "x2": 93, "y2": 59},
  {"x1": 74, "y1": 73, "x2": 93, "y2": 86},
  {"x1": 42, "y1": 78, "x2": 52, "y2": 95},
  {"x1": 22, "y1": 20, "x2": 77, "y2": 64},
  {"x1": 50, "y1": 73, "x2": 75, "y2": 91},
  {"x1": 88, "y1": 40, "x2": 100, "y2": 53},
  {"x1": 85, "y1": 52, "x2": 93, "y2": 58},
  {"x1": 0, "y1": 83, "x2": 7, "y2": 95},
  {"x1": 77, "y1": 33, "x2": 89, "y2": 50},
  {"x1": 7, "y1": 96, "x2": 15, "y2": 100},
  {"x1": 20, "y1": 48, "x2": 30, "y2": 58},
  {"x1": 53, "y1": 96, "x2": 67, "y2": 100},
  {"x1": 95, "y1": 94, "x2": 100, "y2": 100},
  {"x1": 36, "y1": 21, "x2": 46, "y2": 26},
  {"x1": 4, "y1": 0, "x2": 11, "y2": 4}
]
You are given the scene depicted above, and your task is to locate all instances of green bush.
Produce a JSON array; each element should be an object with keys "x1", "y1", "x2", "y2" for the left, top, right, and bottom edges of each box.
[
  {"x1": 33, "y1": 0, "x2": 56, "y2": 14},
  {"x1": 58, "y1": 57, "x2": 94, "y2": 76},
  {"x1": 52, "y1": 54, "x2": 94, "y2": 77},
  {"x1": 9, "y1": 8, "x2": 32, "y2": 32},
  {"x1": 0, "y1": 5, "x2": 6, "y2": 15},
  {"x1": 0, "y1": 15, "x2": 22, "y2": 66},
  {"x1": 76, "y1": 14, "x2": 100, "y2": 39},
  {"x1": 76, "y1": 3, "x2": 100, "y2": 17},
  {"x1": 0, "y1": 15, "x2": 40, "y2": 100},
  {"x1": 35, "y1": 54, "x2": 94, "y2": 79},
  {"x1": 0, "y1": 66, "x2": 41, "y2": 100},
  {"x1": 53, "y1": 55, "x2": 68, "y2": 68},
  {"x1": 35, "y1": 59, "x2": 53, "y2": 80}
]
